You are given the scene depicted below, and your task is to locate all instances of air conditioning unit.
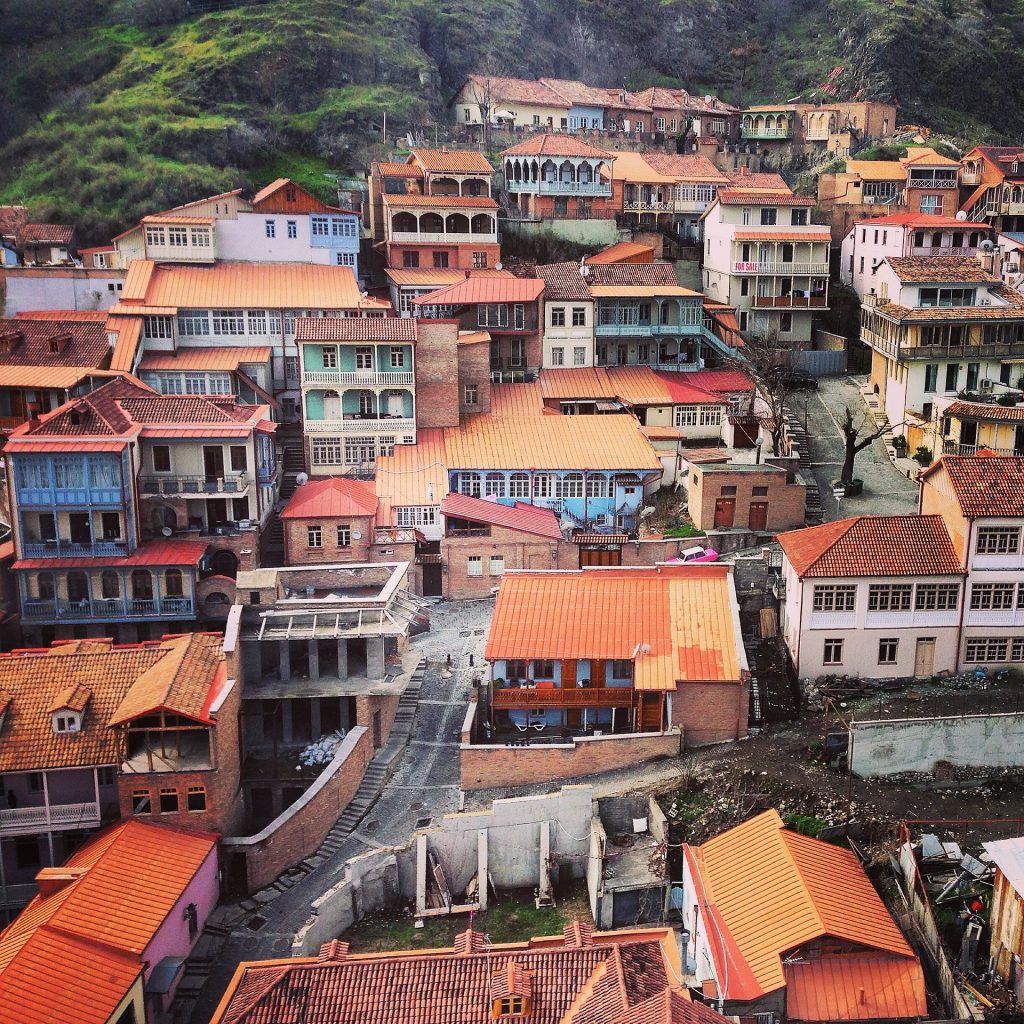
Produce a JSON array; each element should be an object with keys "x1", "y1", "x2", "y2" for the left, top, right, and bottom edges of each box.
[{"x1": 980, "y1": 379, "x2": 994, "y2": 391}]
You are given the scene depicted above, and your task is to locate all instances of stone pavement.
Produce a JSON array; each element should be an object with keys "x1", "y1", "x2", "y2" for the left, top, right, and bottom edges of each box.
[
  {"x1": 186, "y1": 599, "x2": 493, "y2": 1024},
  {"x1": 793, "y1": 375, "x2": 919, "y2": 521}
]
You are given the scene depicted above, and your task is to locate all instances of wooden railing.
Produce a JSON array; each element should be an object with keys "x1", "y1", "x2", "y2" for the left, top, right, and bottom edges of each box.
[{"x1": 493, "y1": 687, "x2": 635, "y2": 709}]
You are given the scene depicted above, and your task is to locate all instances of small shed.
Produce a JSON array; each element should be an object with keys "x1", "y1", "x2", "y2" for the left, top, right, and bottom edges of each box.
[{"x1": 984, "y1": 836, "x2": 1024, "y2": 1000}]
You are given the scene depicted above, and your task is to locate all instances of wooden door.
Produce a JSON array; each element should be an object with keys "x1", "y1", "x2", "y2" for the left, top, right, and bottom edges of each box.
[
  {"x1": 580, "y1": 545, "x2": 622, "y2": 567},
  {"x1": 713, "y1": 498, "x2": 736, "y2": 528},
  {"x1": 749, "y1": 502, "x2": 769, "y2": 531},
  {"x1": 422, "y1": 562, "x2": 442, "y2": 597},
  {"x1": 914, "y1": 638, "x2": 936, "y2": 677}
]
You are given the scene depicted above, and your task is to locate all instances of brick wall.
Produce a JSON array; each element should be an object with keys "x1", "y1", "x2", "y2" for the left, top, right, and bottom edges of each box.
[
  {"x1": 460, "y1": 724, "x2": 682, "y2": 791},
  {"x1": 443, "y1": 526, "x2": 559, "y2": 599},
  {"x1": 415, "y1": 320, "x2": 461, "y2": 428},
  {"x1": 671, "y1": 679, "x2": 749, "y2": 746},
  {"x1": 282, "y1": 513, "x2": 376, "y2": 564},
  {"x1": 386, "y1": 244, "x2": 501, "y2": 272},
  {"x1": 689, "y1": 466, "x2": 805, "y2": 532},
  {"x1": 457, "y1": 338, "x2": 492, "y2": 418},
  {"x1": 222, "y1": 725, "x2": 374, "y2": 893},
  {"x1": 354, "y1": 693, "x2": 400, "y2": 749}
]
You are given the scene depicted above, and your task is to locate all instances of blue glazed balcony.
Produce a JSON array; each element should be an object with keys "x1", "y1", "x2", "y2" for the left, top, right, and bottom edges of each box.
[
  {"x1": 21, "y1": 596, "x2": 195, "y2": 624},
  {"x1": 22, "y1": 540, "x2": 129, "y2": 559}
]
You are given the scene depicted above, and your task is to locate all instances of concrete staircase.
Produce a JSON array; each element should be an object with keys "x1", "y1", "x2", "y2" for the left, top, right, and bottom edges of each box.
[
  {"x1": 306, "y1": 658, "x2": 425, "y2": 862},
  {"x1": 785, "y1": 418, "x2": 824, "y2": 524}
]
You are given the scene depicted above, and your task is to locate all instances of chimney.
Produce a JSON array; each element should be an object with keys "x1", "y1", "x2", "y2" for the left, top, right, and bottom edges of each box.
[
  {"x1": 740, "y1": 165, "x2": 749, "y2": 176},
  {"x1": 859, "y1": 988, "x2": 866, "y2": 1007},
  {"x1": 318, "y1": 940, "x2": 350, "y2": 963},
  {"x1": 35, "y1": 866, "x2": 87, "y2": 898}
]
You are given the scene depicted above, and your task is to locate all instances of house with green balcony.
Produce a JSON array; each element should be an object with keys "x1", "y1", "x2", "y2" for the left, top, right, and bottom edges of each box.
[
  {"x1": 6, "y1": 377, "x2": 278, "y2": 644},
  {"x1": 298, "y1": 317, "x2": 419, "y2": 475}
]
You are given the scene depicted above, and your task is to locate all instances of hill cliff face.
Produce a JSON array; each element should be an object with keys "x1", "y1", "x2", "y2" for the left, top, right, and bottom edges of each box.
[{"x1": 2, "y1": 0, "x2": 1023, "y2": 242}]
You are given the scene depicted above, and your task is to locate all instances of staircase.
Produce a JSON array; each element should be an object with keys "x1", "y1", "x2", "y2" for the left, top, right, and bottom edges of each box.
[
  {"x1": 306, "y1": 659, "x2": 425, "y2": 862},
  {"x1": 279, "y1": 432, "x2": 307, "y2": 502},
  {"x1": 785, "y1": 418, "x2": 824, "y2": 524}
]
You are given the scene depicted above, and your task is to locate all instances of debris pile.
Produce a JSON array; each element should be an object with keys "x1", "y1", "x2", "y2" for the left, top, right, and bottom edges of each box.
[{"x1": 297, "y1": 731, "x2": 347, "y2": 769}]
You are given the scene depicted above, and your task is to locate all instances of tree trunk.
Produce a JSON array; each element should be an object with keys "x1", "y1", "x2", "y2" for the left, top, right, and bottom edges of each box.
[{"x1": 840, "y1": 445, "x2": 857, "y2": 485}]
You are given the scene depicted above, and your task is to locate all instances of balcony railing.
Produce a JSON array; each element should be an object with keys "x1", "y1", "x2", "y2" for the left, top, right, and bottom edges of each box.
[
  {"x1": 390, "y1": 231, "x2": 496, "y2": 244},
  {"x1": 372, "y1": 526, "x2": 420, "y2": 544},
  {"x1": 752, "y1": 295, "x2": 828, "y2": 308},
  {"x1": 906, "y1": 178, "x2": 958, "y2": 189},
  {"x1": 733, "y1": 261, "x2": 830, "y2": 275},
  {"x1": 624, "y1": 199, "x2": 672, "y2": 212},
  {"x1": 22, "y1": 539, "x2": 128, "y2": 559},
  {"x1": 595, "y1": 321, "x2": 703, "y2": 336},
  {"x1": 256, "y1": 464, "x2": 277, "y2": 484},
  {"x1": 0, "y1": 801, "x2": 101, "y2": 835},
  {"x1": 944, "y1": 442, "x2": 1022, "y2": 456},
  {"x1": 505, "y1": 180, "x2": 612, "y2": 196},
  {"x1": 741, "y1": 126, "x2": 792, "y2": 139},
  {"x1": 909, "y1": 246, "x2": 976, "y2": 257},
  {"x1": 17, "y1": 485, "x2": 124, "y2": 508},
  {"x1": 21, "y1": 596, "x2": 195, "y2": 622},
  {"x1": 862, "y1": 329, "x2": 1024, "y2": 363},
  {"x1": 303, "y1": 417, "x2": 416, "y2": 434},
  {"x1": 140, "y1": 474, "x2": 249, "y2": 496},
  {"x1": 493, "y1": 686, "x2": 635, "y2": 709},
  {"x1": 302, "y1": 370, "x2": 415, "y2": 387}
]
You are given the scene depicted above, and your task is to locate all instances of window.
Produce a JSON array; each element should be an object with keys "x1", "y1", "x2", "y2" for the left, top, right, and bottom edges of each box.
[
  {"x1": 868, "y1": 584, "x2": 912, "y2": 611},
  {"x1": 533, "y1": 660, "x2": 555, "y2": 679},
  {"x1": 144, "y1": 315, "x2": 172, "y2": 339},
  {"x1": 485, "y1": 473, "x2": 505, "y2": 497},
  {"x1": 311, "y1": 215, "x2": 329, "y2": 237},
  {"x1": 919, "y1": 194, "x2": 943, "y2": 214},
  {"x1": 573, "y1": 347, "x2": 586, "y2": 365},
  {"x1": 812, "y1": 585, "x2": 857, "y2": 612},
  {"x1": 508, "y1": 473, "x2": 530, "y2": 498},
  {"x1": 177, "y1": 309, "x2": 210, "y2": 336},
  {"x1": 970, "y1": 583, "x2": 1016, "y2": 609},
  {"x1": 390, "y1": 346, "x2": 406, "y2": 369},
  {"x1": 321, "y1": 346, "x2": 338, "y2": 369},
  {"x1": 230, "y1": 446, "x2": 247, "y2": 472},
  {"x1": 760, "y1": 208, "x2": 777, "y2": 225},
  {"x1": 752, "y1": 486, "x2": 769, "y2": 497},
  {"x1": 464, "y1": 107, "x2": 471, "y2": 122},
  {"x1": 132, "y1": 790, "x2": 151, "y2": 814},
  {"x1": 403, "y1": 251, "x2": 420, "y2": 268},
  {"x1": 550, "y1": 347, "x2": 565, "y2": 366},
  {"x1": 265, "y1": 220, "x2": 276, "y2": 238},
  {"x1": 721, "y1": 485, "x2": 737, "y2": 496},
  {"x1": 433, "y1": 251, "x2": 449, "y2": 268},
  {"x1": 97, "y1": 766, "x2": 116, "y2": 787},
  {"x1": 14, "y1": 836, "x2": 40, "y2": 871},
  {"x1": 307, "y1": 525, "x2": 323, "y2": 548},
  {"x1": 464, "y1": 384, "x2": 478, "y2": 406},
  {"x1": 355, "y1": 346, "x2": 373, "y2": 369},
  {"x1": 145, "y1": 225, "x2": 166, "y2": 247},
  {"x1": 55, "y1": 713, "x2": 80, "y2": 733},
  {"x1": 920, "y1": 287, "x2": 976, "y2": 307},
  {"x1": 144, "y1": 446, "x2": 173, "y2": 477},
  {"x1": 478, "y1": 304, "x2": 509, "y2": 328},
  {"x1": 675, "y1": 407, "x2": 698, "y2": 427},
  {"x1": 533, "y1": 474, "x2": 554, "y2": 498},
  {"x1": 286, "y1": 220, "x2": 298, "y2": 239},
  {"x1": 924, "y1": 364, "x2": 938, "y2": 393},
  {"x1": 565, "y1": 307, "x2": 586, "y2": 329},
  {"x1": 337, "y1": 524, "x2": 351, "y2": 548},
  {"x1": 1013, "y1": 638, "x2": 1024, "y2": 662},
  {"x1": 395, "y1": 506, "x2": 437, "y2": 527},
  {"x1": 944, "y1": 364, "x2": 959, "y2": 391},
  {"x1": 336, "y1": 252, "x2": 356, "y2": 267},
  {"x1": 791, "y1": 208, "x2": 808, "y2": 225},
  {"x1": 915, "y1": 583, "x2": 959, "y2": 610},
  {"x1": 823, "y1": 638, "x2": 844, "y2": 665},
  {"x1": 655, "y1": 117, "x2": 666, "y2": 132},
  {"x1": 458, "y1": 472, "x2": 482, "y2": 497},
  {"x1": 977, "y1": 527, "x2": 1019, "y2": 554},
  {"x1": 551, "y1": 307, "x2": 566, "y2": 327},
  {"x1": 964, "y1": 638, "x2": 1009, "y2": 663},
  {"x1": 559, "y1": 473, "x2": 584, "y2": 498},
  {"x1": 610, "y1": 659, "x2": 634, "y2": 679},
  {"x1": 699, "y1": 405, "x2": 723, "y2": 427},
  {"x1": 496, "y1": 997, "x2": 526, "y2": 1017},
  {"x1": 247, "y1": 309, "x2": 268, "y2": 335},
  {"x1": 472, "y1": 251, "x2": 488, "y2": 269},
  {"x1": 164, "y1": 568, "x2": 183, "y2": 597},
  {"x1": 159, "y1": 788, "x2": 179, "y2": 814},
  {"x1": 191, "y1": 227, "x2": 210, "y2": 247},
  {"x1": 878, "y1": 638, "x2": 899, "y2": 664},
  {"x1": 467, "y1": 556, "x2": 483, "y2": 577},
  {"x1": 489, "y1": 555, "x2": 505, "y2": 576},
  {"x1": 284, "y1": 356, "x2": 300, "y2": 384},
  {"x1": 311, "y1": 438, "x2": 342, "y2": 466},
  {"x1": 779, "y1": 312, "x2": 793, "y2": 333},
  {"x1": 212, "y1": 310, "x2": 244, "y2": 335}
]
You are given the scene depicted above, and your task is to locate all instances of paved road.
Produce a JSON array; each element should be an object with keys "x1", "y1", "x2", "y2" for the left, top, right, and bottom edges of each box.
[
  {"x1": 793, "y1": 376, "x2": 918, "y2": 520},
  {"x1": 189, "y1": 601, "x2": 492, "y2": 1022}
]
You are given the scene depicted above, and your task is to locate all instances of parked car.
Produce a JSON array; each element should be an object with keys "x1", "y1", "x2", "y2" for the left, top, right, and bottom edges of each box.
[
  {"x1": 767, "y1": 365, "x2": 818, "y2": 390},
  {"x1": 675, "y1": 545, "x2": 719, "y2": 563}
]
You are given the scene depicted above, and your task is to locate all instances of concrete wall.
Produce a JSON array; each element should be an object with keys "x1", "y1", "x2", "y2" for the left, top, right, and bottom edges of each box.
[
  {"x1": 503, "y1": 220, "x2": 623, "y2": 246},
  {"x1": 221, "y1": 725, "x2": 373, "y2": 893},
  {"x1": 851, "y1": 711, "x2": 1024, "y2": 777},
  {"x1": 2, "y1": 267, "x2": 126, "y2": 315}
]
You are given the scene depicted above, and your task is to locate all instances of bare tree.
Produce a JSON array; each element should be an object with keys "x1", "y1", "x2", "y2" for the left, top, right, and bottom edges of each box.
[
  {"x1": 839, "y1": 407, "x2": 898, "y2": 485},
  {"x1": 729, "y1": 329, "x2": 794, "y2": 458}
]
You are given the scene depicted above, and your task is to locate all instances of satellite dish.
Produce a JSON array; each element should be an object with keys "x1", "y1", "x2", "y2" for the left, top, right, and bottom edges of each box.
[
  {"x1": 295, "y1": 472, "x2": 309, "y2": 486},
  {"x1": 704, "y1": 95, "x2": 713, "y2": 104},
  {"x1": 980, "y1": 240, "x2": 996, "y2": 252},
  {"x1": 352, "y1": 530, "x2": 362, "y2": 540},
  {"x1": 161, "y1": 526, "x2": 173, "y2": 538},
  {"x1": 956, "y1": 210, "x2": 968, "y2": 221},
  {"x1": 494, "y1": 261, "x2": 503, "y2": 270}
]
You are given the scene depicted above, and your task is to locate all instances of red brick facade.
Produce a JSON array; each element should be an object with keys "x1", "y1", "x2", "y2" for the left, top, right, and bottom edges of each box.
[
  {"x1": 414, "y1": 320, "x2": 461, "y2": 429},
  {"x1": 386, "y1": 243, "x2": 501, "y2": 272},
  {"x1": 671, "y1": 680, "x2": 749, "y2": 746},
  {"x1": 282, "y1": 512, "x2": 376, "y2": 564}
]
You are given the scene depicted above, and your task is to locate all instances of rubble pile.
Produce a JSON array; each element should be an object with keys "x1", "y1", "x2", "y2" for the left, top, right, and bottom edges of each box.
[{"x1": 296, "y1": 731, "x2": 347, "y2": 769}]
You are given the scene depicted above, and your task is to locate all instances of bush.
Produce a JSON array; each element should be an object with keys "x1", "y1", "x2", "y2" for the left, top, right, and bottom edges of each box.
[
  {"x1": 783, "y1": 813, "x2": 827, "y2": 837},
  {"x1": 997, "y1": 392, "x2": 1018, "y2": 406},
  {"x1": 664, "y1": 523, "x2": 706, "y2": 539},
  {"x1": 914, "y1": 446, "x2": 933, "y2": 466},
  {"x1": 892, "y1": 435, "x2": 907, "y2": 453}
]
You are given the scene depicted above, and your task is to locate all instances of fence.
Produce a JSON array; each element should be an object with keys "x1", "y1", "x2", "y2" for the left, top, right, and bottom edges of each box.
[{"x1": 788, "y1": 348, "x2": 847, "y2": 376}]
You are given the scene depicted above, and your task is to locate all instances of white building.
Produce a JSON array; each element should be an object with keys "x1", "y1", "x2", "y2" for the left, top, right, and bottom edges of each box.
[
  {"x1": 777, "y1": 514, "x2": 965, "y2": 679},
  {"x1": 535, "y1": 262, "x2": 596, "y2": 367},
  {"x1": 840, "y1": 213, "x2": 992, "y2": 299},
  {"x1": 860, "y1": 255, "x2": 1024, "y2": 437},
  {"x1": 702, "y1": 190, "x2": 831, "y2": 344}
]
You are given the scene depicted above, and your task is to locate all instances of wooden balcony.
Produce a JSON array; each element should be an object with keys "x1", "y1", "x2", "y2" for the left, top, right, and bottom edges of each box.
[
  {"x1": 0, "y1": 801, "x2": 101, "y2": 836},
  {"x1": 493, "y1": 686, "x2": 635, "y2": 709},
  {"x1": 303, "y1": 370, "x2": 415, "y2": 387},
  {"x1": 752, "y1": 295, "x2": 828, "y2": 308},
  {"x1": 733, "y1": 261, "x2": 830, "y2": 275}
]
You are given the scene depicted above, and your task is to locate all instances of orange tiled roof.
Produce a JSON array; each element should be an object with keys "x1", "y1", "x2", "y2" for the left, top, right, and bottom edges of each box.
[
  {"x1": 733, "y1": 231, "x2": 832, "y2": 241},
  {"x1": 886, "y1": 255, "x2": 998, "y2": 283},
  {"x1": 501, "y1": 135, "x2": 613, "y2": 159},
  {"x1": 540, "y1": 78, "x2": 614, "y2": 108},
  {"x1": 0, "y1": 317, "x2": 109, "y2": 369},
  {"x1": 685, "y1": 810, "x2": 921, "y2": 1004},
  {"x1": 381, "y1": 193, "x2": 497, "y2": 209},
  {"x1": 785, "y1": 954, "x2": 927, "y2": 1021},
  {"x1": 409, "y1": 149, "x2": 493, "y2": 174},
  {"x1": 643, "y1": 154, "x2": 729, "y2": 183},
  {"x1": 535, "y1": 262, "x2": 591, "y2": 301},
  {"x1": 923, "y1": 453, "x2": 1024, "y2": 516},
  {"x1": 0, "y1": 820, "x2": 218, "y2": 1024},
  {"x1": 777, "y1": 514, "x2": 961, "y2": 577},
  {"x1": 375, "y1": 162, "x2": 424, "y2": 179},
  {"x1": 294, "y1": 317, "x2": 418, "y2": 342},
  {"x1": 281, "y1": 477, "x2": 378, "y2": 520},
  {"x1": 947, "y1": 400, "x2": 1024, "y2": 422},
  {"x1": 118, "y1": 260, "x2": 363, "y2": 309},
  {"x1": 484, "y1": 565, "x2": 743, "y2": 690},
  {"x1": 0, "y1": 634, "x2": 224, "y2": 772},
  {"x1": 211, "y1": 925, "x2": 725, "y2": 1024},
  {"x1": 586, "y1": 241, "x2": 655, "y2": 264},
  {"x1": 718, "y1": 191, "x2": 811, "y2": 205},
  {"x1": 464, "y1": 74, "x2": 570, "y2": 108}
]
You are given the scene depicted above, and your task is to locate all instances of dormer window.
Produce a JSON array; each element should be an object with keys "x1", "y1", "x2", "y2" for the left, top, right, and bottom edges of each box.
[
  {"x1": 494, "y1": 997, "x2": 527, "y2": 1017},
  {"x1": 53, "y1": 712, "x2": 81, "y2": 733},
  {"x1": 68, "y1": 409, "x2": 82, "y2": 426},
  {"x1": 285, "y1": 186, "x2": 297, "y2": 203}
]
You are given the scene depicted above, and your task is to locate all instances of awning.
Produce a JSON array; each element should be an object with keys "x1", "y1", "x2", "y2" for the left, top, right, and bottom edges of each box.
[
  {"x1": 574, "y1": 533, "x2": 629, "y2": 545},
  {"x1": 146, "y1": 956, "x2": 187, "y2": 995}
]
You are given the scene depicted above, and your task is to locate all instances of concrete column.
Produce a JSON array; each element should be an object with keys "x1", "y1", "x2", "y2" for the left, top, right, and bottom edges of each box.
[
  {"x1": 337, "y1": 638, "x2": 349, "y2": 679},
  {"x1": 308, "y1": 639, "x2": 320, "y2": 681},
  {"x1": 281, "y1": 700, "x2": 294, "y2": 744},
  {"x1": 477, "y1": 829, "x2": 489, "y2": 910},
  {"x1": 278, "y1": 640, "x2": 290, "y2": 682},
  {"x1": 367, "y1": 637, "x2": 385, "y2": 680},
  {"x1": 310, "y1": 698, "x2": 322, "y2": 739}
]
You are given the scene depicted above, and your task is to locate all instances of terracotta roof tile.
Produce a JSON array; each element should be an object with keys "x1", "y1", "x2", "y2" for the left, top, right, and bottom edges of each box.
[
  {"x1": 535, "y1": 262, "x2": 592, "y2": 301},
  {"x1": 21, "y1": 223, "x2": 74, "y2": 245},
  {"x1": 484, "y1": 566, "x2": 743, "y2": 690},
  {"x1": 501, "y1": 135, "x2": 613, "y2": 159},
  {"x1": 466, "y1": 74, "x2": 570, "y2": 108},
  {"x1": 777, "y1": 514, "x2": 961, "y2": 577},
  {"x1": 886, "y1": 255, "x2": 997, "y2": 283},
  {"x1": 376, "y1": 162, "x2": 424, "y2": 178},
  {"x1": 584, "y1": 263, "x2": 681, "y2": 288},
  {"x1": 410, "y1": 149, "x2": 493, "y2": 173},
  {"x1": 723, "y1": 171, "x2": 789, "y2": 191},
  {"x1": 947, "y1": 400, "x2": 1024, "y2": 422},
  {"x1": 294, "y1": 317, "x2": 417, "y2": 342},
  {"x1": 439, "y1": 493, "x2": 563, "y2": 539},
  {"x1": 0, "y1": 317, "x2": 109, "y2": 369},
  {"x1": 874, "y1": 286, "x2": 1024, "y2": 320},
  {"x1": 683, "y1": 369, "x2": 754, "y2": 394},
  {"x1": 927, "y1": 453, "x2": 1024, "y2": 516},
  {"x1": 381, "y1": 193, "x2": 497, "y2": 209},
  {"x1": 642, "y1": 154, "x2": 729, "y2": 183},
  {"x1": 718, "y1": 191, "x2": 810, "y2": 205},
  {"x1": 540, "y1": 78, "x2": 615, "y2": 108},
  {"x1": 281, "y1": 477, "x2": 378, "y2": 519}
]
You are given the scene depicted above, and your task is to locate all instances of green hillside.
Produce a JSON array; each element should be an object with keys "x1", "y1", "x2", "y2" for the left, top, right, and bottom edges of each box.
[{"x1": 2, "y1": 0, "x2": 1023, "y2": 243}]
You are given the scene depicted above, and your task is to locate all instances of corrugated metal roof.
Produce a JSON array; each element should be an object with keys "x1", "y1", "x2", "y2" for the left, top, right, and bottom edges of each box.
[
  {"x1": 13, "y1": 538, "x2": 208, "y2": 571},
  {"x1": 281, "y1": 477, "x2": 378, "y2": 519},
  {"x1": 412, "y1": 276, "x2": 544, "y2": 305},
  {"x1": 611, "y1": 152, "x2": 678, "y2": 185},
  {"x1": 604, "y1": 366, "x2": 675, "y2": 406},
  {"x1": 501, "y1": 135, "x2": 612, "y2": 159},
  {"x1": 484, "y1": 565, "x2": 743, "y2": 691},
  {"x1": 375, "y1": 430, "x2": 449, "y2": 524},
  {"x1": 385, "y1": 268, "x2": 466, "y2": 287},
  {"x1": 785, "y1": 955, "x2": 927, "y2": 1021},
  {"x1": 586, "y1": 241, "x2": 655, "y2": 264},
  {"x1": 439, "y1": 493, "x2": 563, "y2": 539},
  {"x1": 984, "y1": 837, "x2": 1024, "y2": 895},
  {"x1": 0, "y1": 366, "x2": 107, "y2": 389},
  {"x1": 139, "y1": 346, "x2": 272, "y2": 371},
  {"x1": 733, "y1": 231, "x2": 832, "y2": 241},
  {"x1": 538, "y1": 368, "x2": 620, "y2": 400}
]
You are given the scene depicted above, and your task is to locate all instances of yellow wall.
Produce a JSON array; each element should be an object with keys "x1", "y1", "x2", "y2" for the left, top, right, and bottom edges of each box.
[
  {"x1": 919, "y1": 463, "x2": 969, "y2": 562},
  {"x1": 104, "y1": 975, "x2": 145, "y2": 1024}
]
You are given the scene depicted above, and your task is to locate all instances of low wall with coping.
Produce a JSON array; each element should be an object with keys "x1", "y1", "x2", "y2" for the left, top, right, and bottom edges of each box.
[{"x1": 851, "y1": 711, "x2": 1024, "y2": 778}]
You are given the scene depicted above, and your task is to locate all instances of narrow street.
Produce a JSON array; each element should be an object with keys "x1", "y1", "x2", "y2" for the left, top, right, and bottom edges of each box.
[{"x1": 794, "y1": 375, "x2": 919, "y2": 520}]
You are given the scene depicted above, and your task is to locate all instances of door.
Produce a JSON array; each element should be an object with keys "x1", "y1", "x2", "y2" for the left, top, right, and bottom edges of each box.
[
  {"x1": 914, "y1": 637, "x2": 936, "y2": 677},
  {"x1": 1015, "y1": 425, "x2": 1024, "y2": 455},
  {"x1": 422, "y1": 561, "x2": 442, "y2": 597},
  {"x1": 203, "y1": 446, "x2": 225, "y2": 482},
  {"x1": 749, "y1": 502, "x2": 769, "y2": 531},
  {"x1": 960, "y1": 421, "x2": 978, "y2": 449},
  {"x1": 68, "y1": 512, "x2": 91, "y2": 545},
  {"x1": 580, "y1": 545, "x2": 622, "y2": 567},
  {"x1": 713, "y1": 498, "x2": 736, "y2": 528},
  {"x1": 323, "y1": 391, "x2": 341, "y2": 419},
  {"x1": 387, "y1": 391, "x2": 404, "y2": 417}
]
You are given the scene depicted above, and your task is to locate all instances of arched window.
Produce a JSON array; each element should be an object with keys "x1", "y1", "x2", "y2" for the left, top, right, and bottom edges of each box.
[
  {"x1": 420, "y1": 212, "x2": 444, "y2": 233},
  {"x1": 164, "y1": 569, "x2": 183, "y2": 597},
  {"x1": 559, "y1": 473, "x2": 584, "y2": 498},
  {"x1": 932, "y1": 232, "x2": 942, "y2": 248},
  {"x1": 101, "y1": 571, "x2": 120, "y2": 599},
  {"x1": 485, "y1": 472, "x2": 505, "y2": 497},
  {"x1": 458, "y1": 472, "x2": 481, "y2": 497},
  {"x1": 445, "y1": 213, "x2": 470, "y2": 234},
  {"x1": 392, "y1": 211, "x2": 417, "y2": 233},
  {"x1": 131, "y1": 570, "x2": 153, "y2": 600},
  {"x1": 67, "y1": 571, "x2": 89, "y2": 603},
  {"x1": 508, "y1": 472, "x2": 530, "y2": 498}
]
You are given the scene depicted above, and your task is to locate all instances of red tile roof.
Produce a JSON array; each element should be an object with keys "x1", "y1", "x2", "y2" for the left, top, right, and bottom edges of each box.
[
  {"x1": 0, "y1": 317, "x2": 109, "y2": 369},
  {"x1": 381, "y1": 193, "x2": 497, "y2": 209},
  {"x1": 777, "y1": 515, "x2": 962, "y2": 577},
  {"x1": 502, "y1": 135, "x2": 613, "y2": 159},
  {"x1": 281, "y1": 477, "x2": 378, "y2": 519},
  {"x1": 947, "y1": 400, "x2": 1024, "y2": 422},
  {"x1": 684, "y1": 810, "x2": 924, "y2": 1011},
  {"x1": 212, "y1": 926, "x2": 724, "y2": 1024},
  {"x1": 410, "y1": 149, "x2": 493, "y2": 174},
  {"x1": 584, "y1": 263, "x2": 682, "y2": 288},
  {"x1": 376, "y1": 162, "x2": 424, "y2": 179},
  {"x1": 540, "y1": 78, "x2": 615, "y2": 108},
  {"x1": 484, "y1": 566, "x2": 743, "y2": 691},
  {"x1": 20, "y1": 223, "x2": 74, "y2": 245},
  {"x1": 294, "y1": 317, "x2": 417, "y2": 342},
  {"x1": 439, "y1": 493, "x2": 563, "y2": 539},
  {"x1": 535, "y1": 262, "x2": 591, "y2": 301},
  {"x1": 718, "y1": 191, "x2": 811, "y2": 205},
  {"x1": 924, "y1": 453, "x2": 1024, "y2": 516},
  {"x1": 853, "y1": 212, "x2": 989, "y2": 229},
  {"x1": 464, "y1": 74, "x2": 570, "y2": 108},
  {"x1": 412, "y1": 276, "x2": 545, "y2": 305},
  {"x1": 644, "y1": 154, "x2": 729, "y2": 183},
  {"x1": 0, "y1": 820, "x2": 218, "y2": 1024},
  {"x1": 723, "y1": 171, "x2": 789, "y2": 191},
  {"x1": 886, "y1": 255, "x2": 998, "y2": 283}
]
